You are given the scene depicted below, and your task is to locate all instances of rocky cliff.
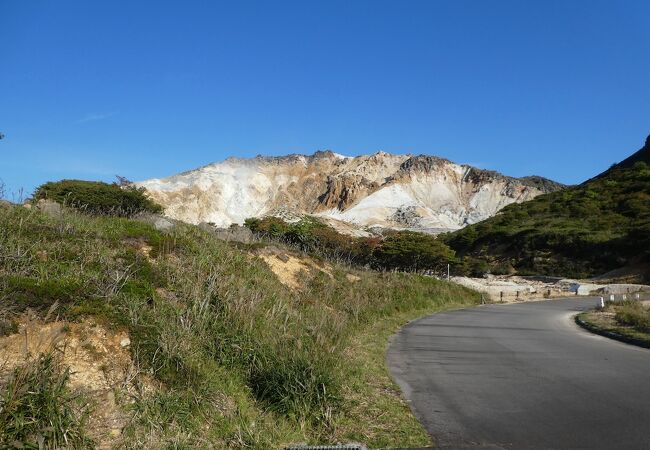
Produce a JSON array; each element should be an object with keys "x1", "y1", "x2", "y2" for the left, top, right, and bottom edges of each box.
[{"x1": 136, "y1": 151, "x2": 564, "y2": 233}]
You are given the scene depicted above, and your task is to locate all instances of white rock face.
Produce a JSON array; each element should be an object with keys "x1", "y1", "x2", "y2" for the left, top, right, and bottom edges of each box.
[{"x1": 136, "y1": 151, "x2": 563, "y2": 233}]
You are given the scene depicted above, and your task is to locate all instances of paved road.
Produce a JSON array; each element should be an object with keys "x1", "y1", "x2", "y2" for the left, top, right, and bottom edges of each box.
[{"x1": 387, "y1": 298, "x2": 650, "y2": 449}]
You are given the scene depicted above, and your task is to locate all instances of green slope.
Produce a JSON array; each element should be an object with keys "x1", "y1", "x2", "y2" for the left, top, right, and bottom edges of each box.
[
  {"x1": 0, "y1": 203, "x2": 479, "y2": 449},
  {"x1": 445, "y1": 136, "x2": 650, "y2": 280}
]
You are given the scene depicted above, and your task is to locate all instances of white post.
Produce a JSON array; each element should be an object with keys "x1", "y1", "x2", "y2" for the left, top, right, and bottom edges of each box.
[
  {"x1": 599, "y1": 297, "x2": 604, "y2": 308},
  {"x1": 610, "y1": 294, "x2": 615, "y2": 302},
  {"x1": 622, "y1": 294, "x2": 627, "y2": 300},
  {"x1": 447, "y1": 263, "x2": 450, "y2": 281}
]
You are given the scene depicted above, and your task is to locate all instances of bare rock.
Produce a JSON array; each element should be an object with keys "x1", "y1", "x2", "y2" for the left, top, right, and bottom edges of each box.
[
  {"x1": 153, "y1": 217, "x2": 175, "y2": 231},
  {"x1": 213, "y1": 225, "x2": 255, "y2": 243},
  {"x1": 36, "y1": 199, "x2": 62, "y2": 217},
  {"x1": 391, "y1": 206, "x2": 422, "y2": 226},
  {"x1": 133, "y1": 213, "x2": 178, "y2": 232}
]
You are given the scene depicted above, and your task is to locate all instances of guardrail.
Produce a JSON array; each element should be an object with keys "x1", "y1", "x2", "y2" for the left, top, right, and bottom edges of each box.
[{"x1": 597, "y1": 291, "x2": 650, "y2": 305}]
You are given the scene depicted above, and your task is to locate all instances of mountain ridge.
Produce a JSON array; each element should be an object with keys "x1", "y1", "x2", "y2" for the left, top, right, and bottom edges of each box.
[{"x1": 136, "y1": 150, "x2": 564, "y2": 232}]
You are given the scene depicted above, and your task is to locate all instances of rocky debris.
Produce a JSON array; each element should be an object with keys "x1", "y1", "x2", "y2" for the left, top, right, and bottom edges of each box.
[
  {"x1": 590, "y1": 283, "x2": 650, "y2": 295},
  {"x1": 266, "y1": 207, "x2": 304, "y2": 223},
  {"x1": 391, "y1": 206, "x2": 422, "y2": 227},
  {"x1": 452, "y1": 275, "x2": 650, "y2": 302},
  {"x1": 452, "y1": 276, "x2": 539, "y2": 301}
]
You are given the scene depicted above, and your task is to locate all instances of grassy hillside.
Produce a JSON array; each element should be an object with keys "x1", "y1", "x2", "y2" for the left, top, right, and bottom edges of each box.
[
  {"x1": 445, "y1": 137, "x2": 650, "y2": 280},
  {"x1": 0, "y1": 203, "x2": 479, "y2": 449}
]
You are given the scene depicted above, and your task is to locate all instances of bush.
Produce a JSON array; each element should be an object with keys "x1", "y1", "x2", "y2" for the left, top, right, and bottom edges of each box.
[
  {"x1": 34, "y1": 180, "x2": 163, "y2": 216},
  {"x1": 615, "y1": 303, "x2": 650, "y2": 333},
  {"x1": 372, "y1": 231, "x2": 456, "y2": 273},
  {"x1": 245, "y1": 216, "x2": 458, "y2": 273}
]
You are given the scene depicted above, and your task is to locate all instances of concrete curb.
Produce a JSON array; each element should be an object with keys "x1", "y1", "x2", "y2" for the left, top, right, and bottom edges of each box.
[{"x1": 575, "y1": 314, "x2": 650, "y2": 350}]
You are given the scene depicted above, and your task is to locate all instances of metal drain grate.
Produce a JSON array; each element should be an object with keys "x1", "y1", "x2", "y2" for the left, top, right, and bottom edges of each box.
[{"x1": 285, "y1": 445, "x2": 366, "y2": 450}]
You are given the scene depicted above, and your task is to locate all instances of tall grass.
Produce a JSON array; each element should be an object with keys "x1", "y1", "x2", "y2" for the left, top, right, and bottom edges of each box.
[{"x1": 0, "y1": 353, "x2": 93, "y2": 449}]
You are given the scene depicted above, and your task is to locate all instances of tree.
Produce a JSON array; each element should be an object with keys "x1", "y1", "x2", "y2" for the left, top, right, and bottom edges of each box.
[{"x1": 373, "y1": 231, "x2": 456, "y2": 273}]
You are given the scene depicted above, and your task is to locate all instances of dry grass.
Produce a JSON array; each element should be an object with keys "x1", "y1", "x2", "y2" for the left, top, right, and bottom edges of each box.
[{"x1": 580, "y1": 300, "x2": 650, "y2": 345}]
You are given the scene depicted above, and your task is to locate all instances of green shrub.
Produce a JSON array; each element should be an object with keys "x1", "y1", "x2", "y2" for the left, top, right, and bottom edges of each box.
[
  {"x1": 248, "y1": 348, "x2": 340, "y2": 424},
  {"x1": 372, "y1": 231, "x2": 456, "y2": 272},
  {"x1": 34, "y1": 180, "x2": 162, "y2": 216},
  {"x1": 245, "y1": 216, "x2": 457, "y2": 273},
  {"x1": 244, "y1": 216, "x2": 290, "y2": 237}
]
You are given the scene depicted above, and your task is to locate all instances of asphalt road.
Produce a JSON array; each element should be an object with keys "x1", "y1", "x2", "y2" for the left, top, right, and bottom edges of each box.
[{"x1": 387, "y1": 298, "x2": 650, "y2": 449}]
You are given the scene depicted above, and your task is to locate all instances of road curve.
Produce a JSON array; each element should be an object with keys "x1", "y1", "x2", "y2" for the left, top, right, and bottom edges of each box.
[{"x1": 387, "y1": 298, "x2": 650, "y2": 449}]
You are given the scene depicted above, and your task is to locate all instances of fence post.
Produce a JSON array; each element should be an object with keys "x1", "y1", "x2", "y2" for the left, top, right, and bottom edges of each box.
[
  {"x1": 599, "y1": 297, "x2": 604, "y2": 308},
  {"x1": 500, "y1": 291, "x2": 503, "y2": 302}
]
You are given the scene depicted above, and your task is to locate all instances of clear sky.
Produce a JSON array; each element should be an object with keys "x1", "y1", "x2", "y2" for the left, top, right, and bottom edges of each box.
[{"x1": 1, "y1": 0, "x2": 648, "y2": 199}]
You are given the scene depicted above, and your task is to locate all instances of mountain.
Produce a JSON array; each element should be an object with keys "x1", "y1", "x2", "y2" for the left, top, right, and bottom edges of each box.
[
  {"x1": 136, "y1": 151, "x2": 563, "y2": 233},
  {"x1": 445, "y1": 135, "x2": 650, "y2": 280}
]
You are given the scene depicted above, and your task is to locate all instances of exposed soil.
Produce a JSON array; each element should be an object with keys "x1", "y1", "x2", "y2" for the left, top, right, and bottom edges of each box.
[
  {"x1": 255, "y1": 247, "x2": 333, "y2": 289},
  {"x1": 0, "y1": 316, "x2": 153, "y2": 449}
]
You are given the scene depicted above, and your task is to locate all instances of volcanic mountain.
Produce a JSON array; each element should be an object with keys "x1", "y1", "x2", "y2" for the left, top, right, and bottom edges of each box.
[{"x1": 136, "y1": 151, "x2": 564, "y2": 233}]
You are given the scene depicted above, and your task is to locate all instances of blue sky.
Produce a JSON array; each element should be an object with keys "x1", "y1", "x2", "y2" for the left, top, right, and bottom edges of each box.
[{"x1": 1, "y1": 0, "x2": 648, "y2": 198}]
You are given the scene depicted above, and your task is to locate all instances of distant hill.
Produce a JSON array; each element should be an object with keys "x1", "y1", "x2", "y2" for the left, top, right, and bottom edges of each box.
[{"x1": 444, "y1": 136, "x2": 650, "y2": 281}]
